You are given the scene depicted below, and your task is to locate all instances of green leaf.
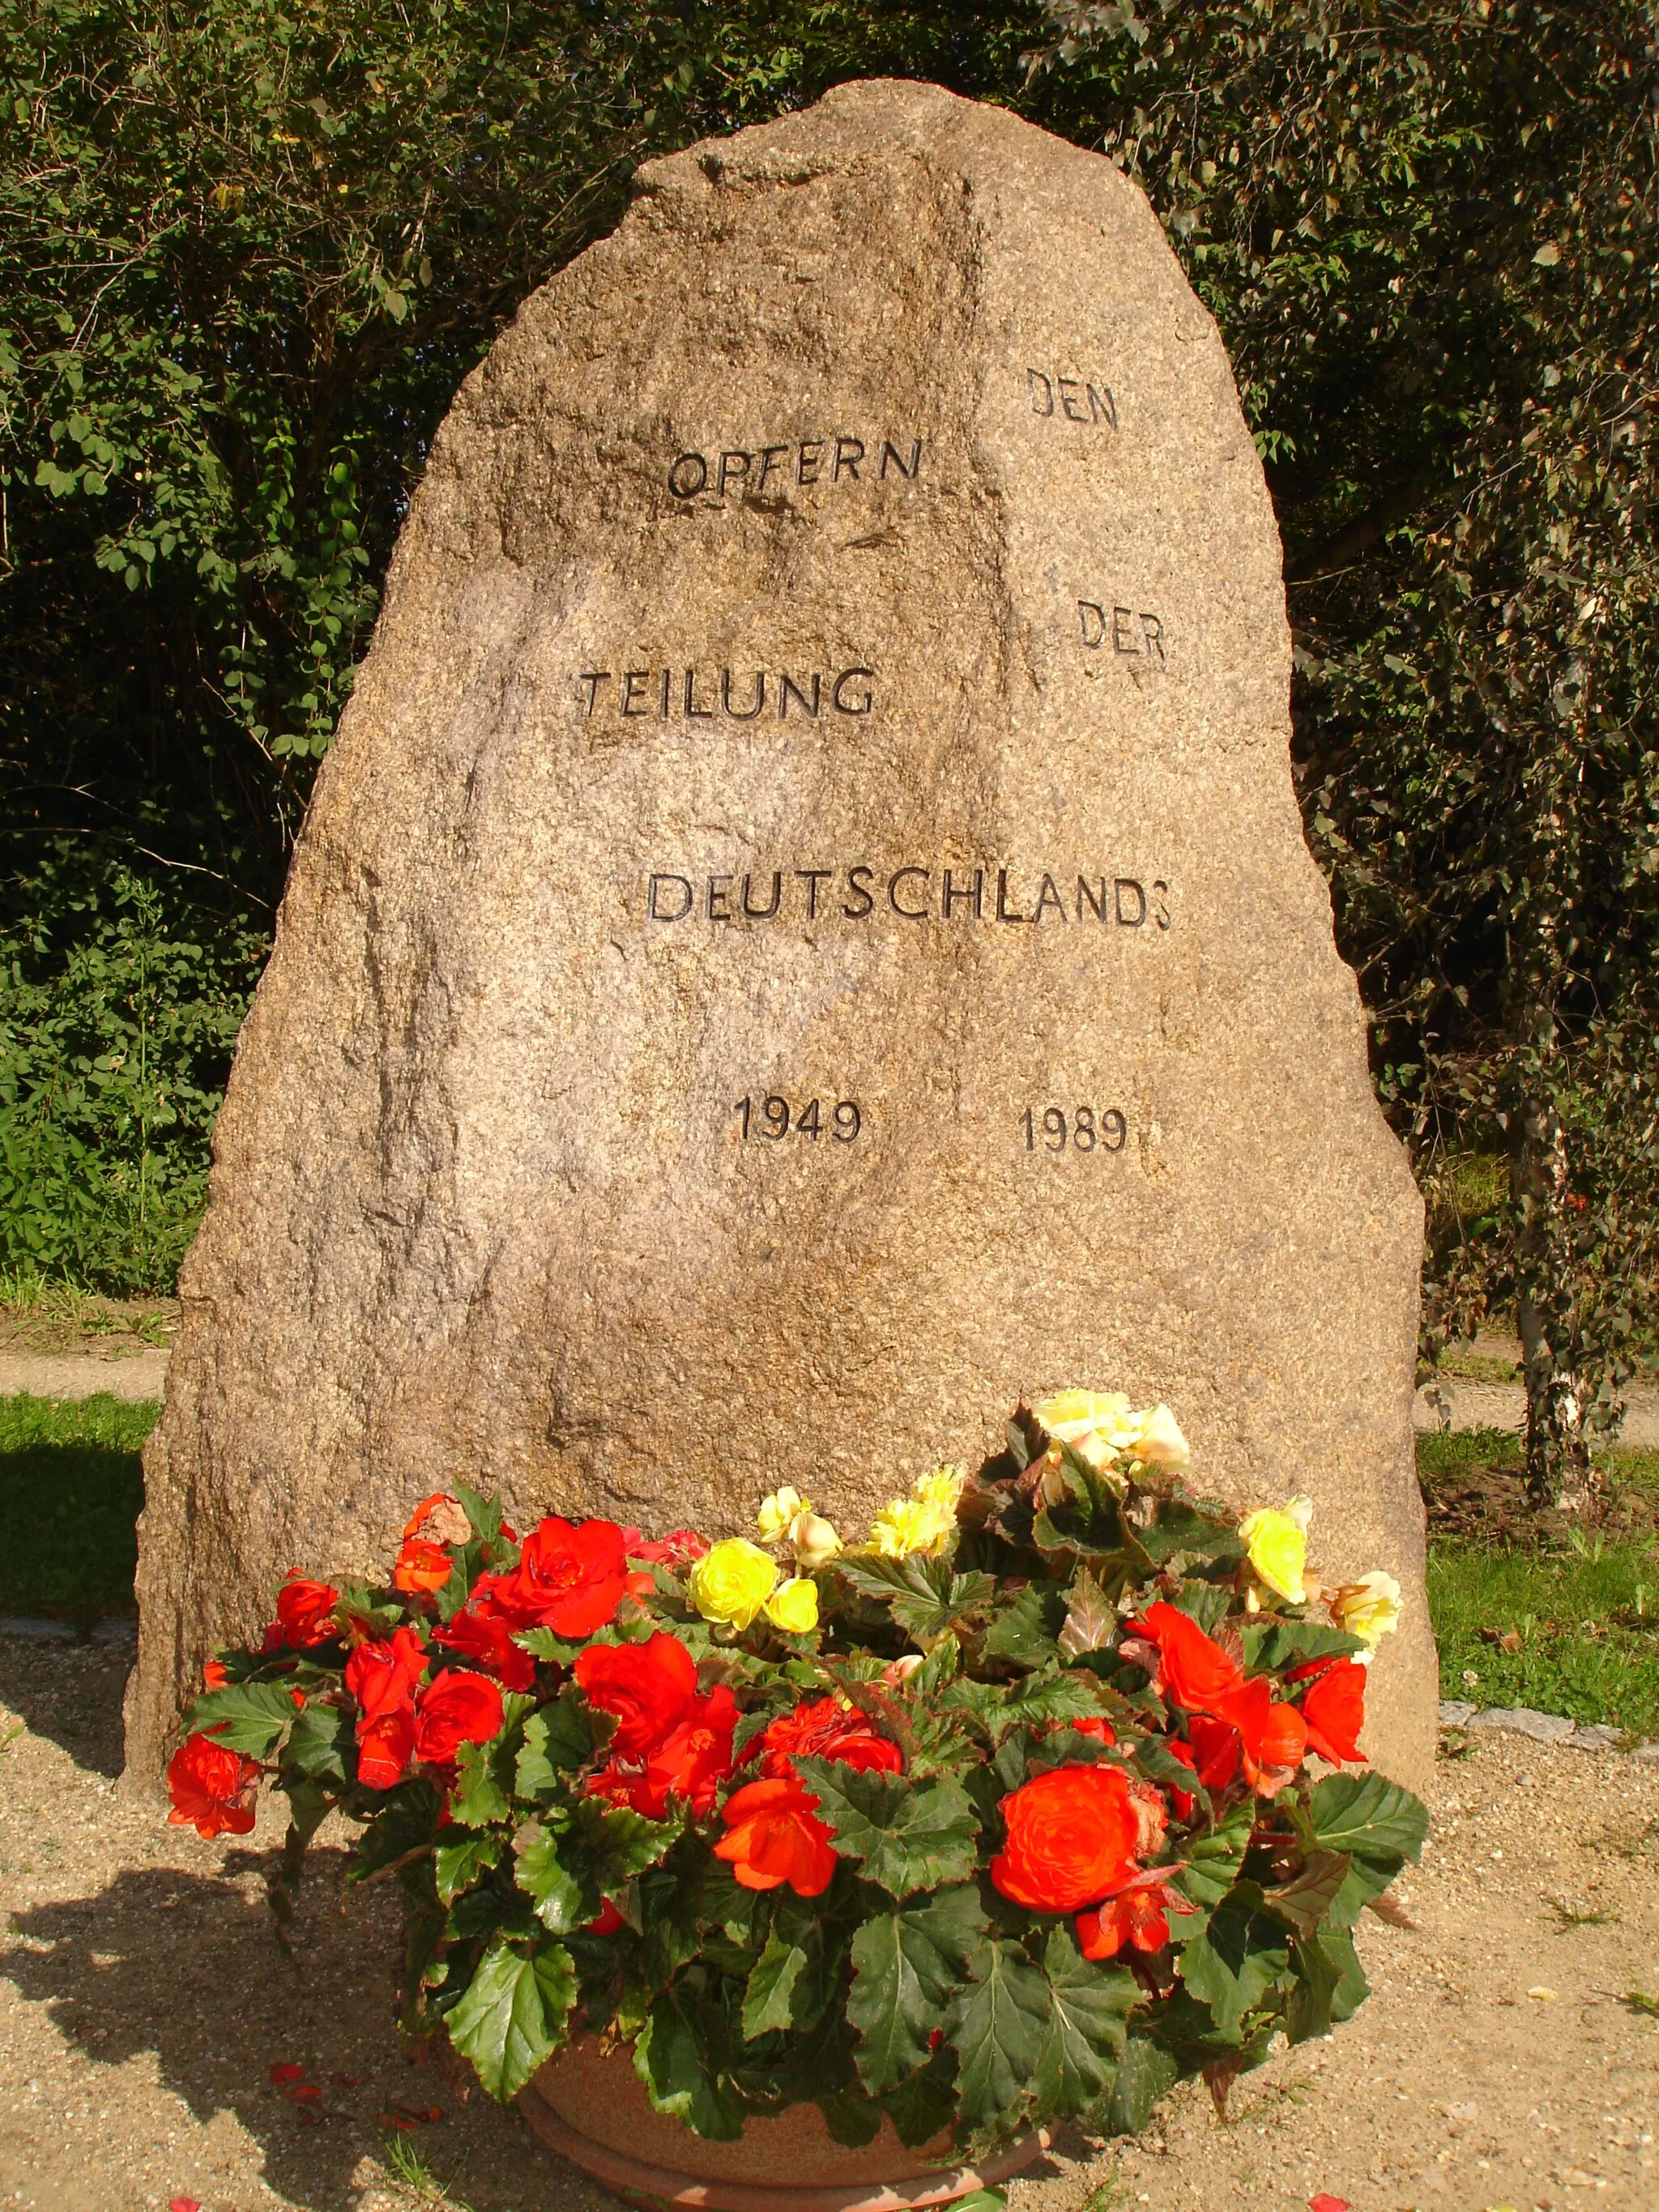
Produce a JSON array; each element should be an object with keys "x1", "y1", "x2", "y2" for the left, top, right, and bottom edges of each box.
[
  {"x1": 636, "y1": 1986, "x2": 745, "y2": 2141},
  {"x1": 795, "y1": 1760, "x2": 979, "y2": 1898},
  {"x1": 1171, "y1": 1801, "x2": 1254, "y2": 1926},
  {"x1": 445, "y1": 1937, "x2": 577, "y2": 2100},
  {"x1": 817, "y1": 2089, "x2": 884, "y2": 2146},
  {"x1": 569, "y1": 1796, "x2": 680, "y2": 1889},
  {"x1": 450, "y1": 1739, "x2": 511, "y2": 1829},
  {"x1": 881, "y1": 2055, "x2": 958, "y2": 2148},
  {"x1": 982, "y1": 1581, "x2": 1068, "y2": 1669},
  {"x1": 1309, "y1": 1772, "x2": 1429, "y2": 1860},
  {"x1": 1259, "y1": 1851, "x2": 1352, "y2": 1941},
  {"x1": 1328, "y1": 1849, "x2": 1406, "y2": 1930},
  {"x1": 282, "y1": 1697, "x2": 348, "y2": 1782},
  {"x1": 1089, "y1": 2034, "x2": 1182, "y2": 2136},
  {"x1": 351, "y1": 1782, "x2": 442, "y2": 1880},
  {"x1": 848, "y1": 1885, "x2": 988, "y2": 2093},
  {"x1": 1241, "y1": 1619, "x2": 1363, "y2": 1671},
  {"x1": 515, "y1": 1686, "x2": 599, "y2": 1796},
  {"x1": 743, "y1": 1932, "x2": 808, "y2": 2039},
  {"x1": 1175, "y1": 1903, "x2": 1290, "y2": 2042},
  {"x1": 1133, "y1": 1496, "x2": 1244, "y2": 1566},
  {"x1": 514, "y1": 1822, "x2": 589, "y2": 1933},
  {"x1": 1033, "y1": 1925, "x2": 1138, "y2": 2118},
  {"x1": 947, "y1": 1939, "x2": 1049, "y2": 2133},
  {"x1": 188, "y1": 1679, "x2": 297, "y2": 1758},
  {"x1": 436, "y1": 1830, "x2": 502, "y2": 1906}
]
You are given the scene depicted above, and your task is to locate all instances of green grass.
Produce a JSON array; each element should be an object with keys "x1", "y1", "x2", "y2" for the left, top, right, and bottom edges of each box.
[
  {"x1": 1418, "y1": 1429, "x2": 1659, "y2": 1736},
  {"x1": 0, "y1": 1392, "x2": 159, "y2": 1622}
]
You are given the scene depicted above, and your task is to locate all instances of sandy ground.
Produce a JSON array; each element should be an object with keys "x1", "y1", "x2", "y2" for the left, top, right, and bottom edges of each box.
[{"x1": 0, "y1": 1633, "x2": 1655, "y2": 2212}]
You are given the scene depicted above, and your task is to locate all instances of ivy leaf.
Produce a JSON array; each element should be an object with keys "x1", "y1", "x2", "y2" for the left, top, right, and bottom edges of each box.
[
  {"x1": 946, "y1": 1938, "x2": 1050, "y2": 2133},
  {"x1": 636, "y1": 1985, "x2": 745, "y2": 2140},
  {"x1": 188, "y1": 1680, "x2": 296, "y2": 1758},
  {"x1": 445, "y1": 1937, "x2": 577, "y2": 2100},
  {"x1": 795, "y1": 1760, "x2": 979, "y2": 1897},
  {"x1": 847, "y1": 1884, "x2": 988, "y2": 2093},
  {"x1": 1175, "y1": 1904, "x2": 1290, "y2": 2042},
  {"x1": 1033, "y1": 1924, "x2": 1138, "y2": 2118},
  {"x1": 1309, "y1": 1772, "x2": 1429, "y2": 1860},
  {"x1": 436, "y1": 1830, "x2": 502, "y2": 1906}
]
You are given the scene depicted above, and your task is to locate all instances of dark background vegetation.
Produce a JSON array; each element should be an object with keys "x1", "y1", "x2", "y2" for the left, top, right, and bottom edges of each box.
[{"x1": 2, "y1": 1, "x2": 1654, "y2": 1499}]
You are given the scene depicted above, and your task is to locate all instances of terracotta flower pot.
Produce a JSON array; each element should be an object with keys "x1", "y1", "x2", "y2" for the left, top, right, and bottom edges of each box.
[{"x1": 519, "y1": 2037, "x2": 1047, "y2": 2212}]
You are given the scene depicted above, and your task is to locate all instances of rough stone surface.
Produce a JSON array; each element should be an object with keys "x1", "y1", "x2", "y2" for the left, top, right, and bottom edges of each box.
[
  {"x1": 1438, "y1": 1700, "x2": 1478, "y2": 1728},
  {"x1": 1467, "y1": 1706, "x2": 1578, "y2": 1745},
  {"x1": 127, "y1": 79, "x2": 1435, "y2": 1788}
]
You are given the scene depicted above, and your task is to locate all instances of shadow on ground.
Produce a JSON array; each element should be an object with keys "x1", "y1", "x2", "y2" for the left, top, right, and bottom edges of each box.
[
  {"x1": 0, "y1": 1840, "x2": 603, "y2": 2212},
  {"x1": 0, "y1": 1630, "x2": 132, "y2": 1775}
]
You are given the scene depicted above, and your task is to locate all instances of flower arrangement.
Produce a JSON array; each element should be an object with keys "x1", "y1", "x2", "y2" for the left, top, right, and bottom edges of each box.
[{"x1": 168, "y1": 1392, "x2": 1423, "y2": 2157}]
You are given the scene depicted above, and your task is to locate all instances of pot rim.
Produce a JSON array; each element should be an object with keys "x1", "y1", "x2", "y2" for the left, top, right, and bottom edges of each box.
[{"x1": 518, "y1": 2081, "x2": 1047, "y2": 2212}]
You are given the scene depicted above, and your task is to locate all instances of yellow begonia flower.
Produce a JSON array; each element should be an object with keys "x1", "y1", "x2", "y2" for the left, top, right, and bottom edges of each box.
[
  {"x1": 687, "y1": 1538, "x2": 780, "y2": 1629},
  {"x1": 867, "y1": 1497, "x2": 946, "y2": 1559},
  {"x1": 1129, "y1": 1403, "x2": 1190, "y2": 1470},
  {"x1": 757, "y1": 1485, "x2": 811, "y2": 1542},
  {"x1": 1032, "y1": 1389, "x2": 1137, "y2": 1471},
  {"x1": 913, "y1": 1464, "x2": 966, "y2": 1521},
  {"x1": 789, "y1": 1510, "x2": 842, "y2": 1571},
  {"x1": 764, "y1": 1576, "x2": 821, "y2": 1634},
  {"x1": 1238, "y1": 1498, "x2": 1312, "y2": 1604},
  {"x1": 1328, "y1": 1570, "x2": 1402, "y2": 1648}
]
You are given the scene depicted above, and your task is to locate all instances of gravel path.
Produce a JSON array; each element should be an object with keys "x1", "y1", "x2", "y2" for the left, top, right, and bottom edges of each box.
[
  {"x1": 0, "y1": 1352, "x2": 170, "y2": 1404},
  {"x1": 1, "y1": 1632, "x2": 1655, "y2": 2212}
]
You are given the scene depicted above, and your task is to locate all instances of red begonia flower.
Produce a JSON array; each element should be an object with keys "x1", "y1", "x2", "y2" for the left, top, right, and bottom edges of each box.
[
  {"x1": 1186, "y1": 1711, "x2": 1243, "y2": 1791},
  {"x1": 584, "y1": 1898, "x2": 625, "y2": 1934},
  {"x1": 345, "y1": 1626, "x2": 428, "y2": 1724},
  {"x1": 484, "y1": 1516, "x2": 629, "y2": 1635},
  {"x1": 574, "y1": 1633, "x2": 697, "y2": 1758},
  {"x1": 202, "y1": 1659, "x2": 229, "y2": 1691},
  {"x1": 758, "y1": 1695, "x2": 903, "y2": 1781},
  {"x1": 357, "y1": 1705, "x2": 417, "y2": 1789},
  {"x1": 393, "y1": 1539, "x2": 454, "y2": 1596},
  {"x1": 433, "y1": 1605, "x2": 535, "y2": 1693},
  {"x1": 592, "y1": 1683, "x2": 740, "y2": 1819},
  {"x1": 990, "y1": 1765, "x2": 1141, "y2": 1913},
  {"x1": 412, "y1": 1670, "x2": 505, "y2": 1765},
  {"x1": 714, "y1": 1775, "x2": 838, "y2": 1896},
  {"x1": 403, "y1": 1493, "x2": 472, "y2": 1545},
  {"x1": 1211, "y1": 1677, "x2": 1308, "y2": 1793},
  {"x1": 623, "y1": 1527, "x2": 711, "y2": 1566},
  {"x1": 1166, "y1": 1737, "x2": 1199, "y2": 1820},
  {"x1": 270, "y1": 1575, "x2": 339, "y2": 1650},
  {"x1": 167, "y1": 1733, "x2": 262, "y2": 1838},
  {"x1": 1076, "y1": 1870, "x2": 1195, "y2": 1958},
  {"x1": 1068, "y1": 1715, "x2": 1118, "y2": 1745},
  {"x1": 1296, "y1": 1658, "x2": 1368, "y2": 1765},
  {"x1": 1131, "y1": 1601, "x2": 1245, "y2": 1715}
]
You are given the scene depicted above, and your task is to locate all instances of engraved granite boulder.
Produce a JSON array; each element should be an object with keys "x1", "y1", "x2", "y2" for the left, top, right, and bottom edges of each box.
[{"x1": 127, "y1": 79, "x2": 1435, "y2": 1786}]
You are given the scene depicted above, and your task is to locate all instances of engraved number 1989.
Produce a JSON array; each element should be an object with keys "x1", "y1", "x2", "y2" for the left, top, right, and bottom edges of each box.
[{"x1": 1021, "y1": 1105, "x2": 1126, "y2": 1153}]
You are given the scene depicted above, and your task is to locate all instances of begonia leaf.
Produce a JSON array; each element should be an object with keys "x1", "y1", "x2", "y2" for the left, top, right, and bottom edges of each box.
[
  {"x1": 1259, "y1": 1850, "x2": 1352, "y2": 1941},
  {"x1": 635, "y1": 1985, "x2": 745, "y2": 2140},
  {"x1": 1175, "y1": 1903, "x2": 1290, "y2": 2042},
  {"x1": 436, "y1": 1830, "x2": 502, "y2": 1906},
  {"x1": 570, "y1": 1796, "x2": 680, "y2": 1889},
  {"x1": 189, "y1": 1679, "x2": 297, "y2": 1757},
  {"x1": 283, "y1": 1697, "x2": 348, "y2": 1782},
  {"x1": 1133, "y1": 1497, "x2": 1244, "y2": 1566},
  {"x1": 847, "y1": 1884, "x2": 987, "y2": 2092},
  {"x1": 1242, "y1": 1619, "x2": 1363, "y2": 1671},
  {"x1": 1088, "y1": 2032, "x2": 1183, "y2": 2137},
  {"x1": 946, "y1": 1937, "x2": 1049, "y2": 2133},
  {"x1": 981, "y1": 1581, "x2": 1068, "y2": 1669},
  {"x1": 445, "y1": 1936, "x2": 576, "y2": 2101},
  {"x1": 1033, "y1": 1925, "x2": 1137, "y2": 2117},
  {"x1": 795, "y1": 1760, "x2": 979, "y2": 1898},
  {"x1": 743, "y1": 1932, "x2": 809, "y2": 2040},
  {"x1": 817, "y1": 2088, "x2": 884, "y2": 2146},
  {"x1": 514, "y1": 1686, "x2": 599, "y2": 1796},
  {"x1": 514, "y1": 1822, "x2": 589, "y2": 1933},
  {"x1": 449, "y1": 1739, "x2": 512, "y2": 1829},
  {"x1": 881, "y1": 2052, "x2": 957, "y2": 2148},
  {"x1": 1309, "y1": 1772, "x2": 1429, "y2": 1860},
  {"x1": 1171, "y1": 1801, "x2": 1253, "y2": 1925}
]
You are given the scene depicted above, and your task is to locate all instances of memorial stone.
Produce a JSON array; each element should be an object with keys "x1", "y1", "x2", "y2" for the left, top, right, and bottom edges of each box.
[{"x1": 127, "y1": 80, "x2": 1437, "y2": 1788}]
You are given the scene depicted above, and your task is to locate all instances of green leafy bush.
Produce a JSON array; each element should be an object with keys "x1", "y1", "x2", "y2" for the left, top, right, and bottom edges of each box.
[{"x1": 0, "y1": 855, "x2": 262, "y2": 1289}]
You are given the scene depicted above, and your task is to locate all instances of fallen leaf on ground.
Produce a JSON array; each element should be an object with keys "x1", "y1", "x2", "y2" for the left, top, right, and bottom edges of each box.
[
  {"x1": 1310, "y1": 2196, "x2": 1351, "y2": 2212},
  {"x1": 270, "y1": 2062, "x2": 305, "y2": 2085},
  {"x1": 168, "y1": 2200, "x2": 201, "y2": 2212},
  {"x1": 1527, "y1": 1985, "x2": 1560, "y2": 2001}
]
